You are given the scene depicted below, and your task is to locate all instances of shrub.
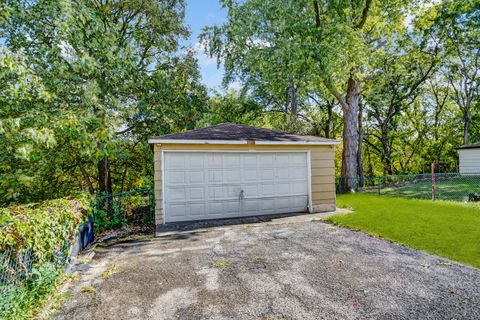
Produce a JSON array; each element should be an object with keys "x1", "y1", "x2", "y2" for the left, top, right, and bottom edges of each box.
[
  {"x1": 0, "y1": 195, "x2": 91, "y2": 319},
  {"x1": 0, "y1": 195, "x2": 91, "y2": 262}
]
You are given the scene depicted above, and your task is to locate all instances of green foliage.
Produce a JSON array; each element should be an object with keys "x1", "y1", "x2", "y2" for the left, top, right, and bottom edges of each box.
[
  {"x1": 0, "y1": 265, "x2": 59, "y2": 320},
  {"x1": 0, "y1": 0, "x2": 207, "y2": 205},
  {"x1": 92, "y1": 189, "x2": 153, "y2": 233},
  {"x1": 324, "y1": 194, "x2": 480, "y2": 268},
  {"x1": 0, "y1": 196, "x2": 90, "y2": 261},
  {"x1": 0, "y1": 196, "x2": 90, "y2": 319}
]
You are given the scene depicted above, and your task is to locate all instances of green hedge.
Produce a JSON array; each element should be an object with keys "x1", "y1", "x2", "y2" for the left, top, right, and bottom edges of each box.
[
  {"x1": 0, "y1": 196, "x2": 91, "y2": 261},
  {"x1": 0, "y1": 195, "x2": 91, "y2": 319}
]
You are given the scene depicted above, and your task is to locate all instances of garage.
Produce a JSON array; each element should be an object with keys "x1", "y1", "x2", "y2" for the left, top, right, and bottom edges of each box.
[{"x1": 148, "y1": 123, "x2": 339, "y2": 225}]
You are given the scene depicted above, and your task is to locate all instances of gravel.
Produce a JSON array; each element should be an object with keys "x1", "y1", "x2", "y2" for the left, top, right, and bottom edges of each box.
[{"x1": 55, "y1": 216, "x2": 480, "y2": 320}]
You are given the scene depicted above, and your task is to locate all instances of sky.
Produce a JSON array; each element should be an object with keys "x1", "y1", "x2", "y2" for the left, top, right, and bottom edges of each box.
[{"x1": 183, "y1": 0, "x2": 227, "y2": 92}]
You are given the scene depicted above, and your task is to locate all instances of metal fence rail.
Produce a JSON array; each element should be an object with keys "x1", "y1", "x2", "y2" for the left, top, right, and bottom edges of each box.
[{"x1": 337, "y1": 173, "x2": 480, "y2": 202}]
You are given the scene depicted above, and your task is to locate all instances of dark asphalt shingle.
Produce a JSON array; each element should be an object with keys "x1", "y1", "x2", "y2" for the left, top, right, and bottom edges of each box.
[{"x1": 151, "y1": 123, "x2": 336, "y2": 143}]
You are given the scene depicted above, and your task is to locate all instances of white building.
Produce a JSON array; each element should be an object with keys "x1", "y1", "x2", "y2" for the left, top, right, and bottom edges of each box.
[{"x1": 458, "y1": 142, "x2": 480, "y2": 174}]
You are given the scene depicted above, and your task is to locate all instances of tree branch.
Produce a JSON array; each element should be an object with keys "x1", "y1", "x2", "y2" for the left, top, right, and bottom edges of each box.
[{"x1": 355, "y1": 0, "x2": 372, "y2": 30}]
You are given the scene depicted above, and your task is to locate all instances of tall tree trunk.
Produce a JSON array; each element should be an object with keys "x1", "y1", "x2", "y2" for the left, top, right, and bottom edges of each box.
[
  {"x1": 380, "y1": 126, "x2": 394, "y2": 176},
  {"x1": 325, "y1": 100, "x2": 333, "y2": 139},
  {"x1": 97, "y1": 156, "x2": 112, "y2": 195},
  {"x1": 339, "y1": 77, "x2": 360, "y2": 192},
  {"x1": 463, "y1": 106, "x2": 470, "y2": 145},
  {"x1": 357, "y1": 101, "x2": 364, "y2": 188},
  {"x1": 77, "y1": 156, "x2": 95, "y2": 194}
]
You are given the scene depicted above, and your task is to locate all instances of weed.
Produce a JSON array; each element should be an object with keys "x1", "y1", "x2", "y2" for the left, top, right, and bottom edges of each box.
[
  {"x1": 81, "y1": 286, "x2": 96, "y2": 293},
  {"x1": 102, "y1": 264, "x2": 118, "y2": 279},
  {"x1": 211, "y1": 260, "x2": 230, "y2": 269},
  {"x1": 251, "y1": 256, "x2": 262, "y2": 262}
]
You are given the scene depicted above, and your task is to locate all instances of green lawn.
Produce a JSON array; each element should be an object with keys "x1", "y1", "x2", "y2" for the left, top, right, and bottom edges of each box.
[
  {"x1": 365, "y1": 176, "x2": 480, "y2": 201},
  {"x1": 323, "y1": 194, "x2": 480, "y2": 268}
]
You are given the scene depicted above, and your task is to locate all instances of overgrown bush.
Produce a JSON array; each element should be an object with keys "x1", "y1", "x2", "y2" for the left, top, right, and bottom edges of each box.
[
  {"x1": 0, "y1": 196, "x2": 91, "y2": 261},
  {"x1": 0, "y1": 196, "x2": 91, "y2": 319}
]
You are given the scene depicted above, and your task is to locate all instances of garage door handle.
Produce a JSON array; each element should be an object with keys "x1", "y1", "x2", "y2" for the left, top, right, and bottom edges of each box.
[{"x1": 239, "y1": 190, "x2": 245, "y2": 200}]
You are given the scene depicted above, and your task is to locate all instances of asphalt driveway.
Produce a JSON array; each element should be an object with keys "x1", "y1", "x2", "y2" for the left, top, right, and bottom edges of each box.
[{"x1": 55, "y1": 214, "x2": 480, "y2": 320}]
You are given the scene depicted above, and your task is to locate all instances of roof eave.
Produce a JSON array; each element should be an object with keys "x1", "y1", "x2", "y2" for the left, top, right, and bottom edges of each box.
[{"x1": 147, "y1": 139, "x2": 340, "y2": 145}]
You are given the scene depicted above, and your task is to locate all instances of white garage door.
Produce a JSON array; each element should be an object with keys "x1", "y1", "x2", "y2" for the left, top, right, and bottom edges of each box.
[{"x1": 163, "y1": 152, "x2": 309, "y2": 223}]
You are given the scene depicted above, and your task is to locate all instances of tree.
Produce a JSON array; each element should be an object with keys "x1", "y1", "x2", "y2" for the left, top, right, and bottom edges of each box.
[
  {"x1": 363, "y1": 33, "x2": 438, "y2": 175},
  {"x1": 431, "y1": 0, "x2": 480, "y2": 145},
  {"x1": 202, "y1": 0, "x2": 416, "y2": 191},
  {"x1": 0, "y1": 0, "x2": 207, "y2": 204}
]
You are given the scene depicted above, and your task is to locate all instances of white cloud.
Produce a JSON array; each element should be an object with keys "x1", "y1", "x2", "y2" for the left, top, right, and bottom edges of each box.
[
  {"x1": 227, "y1": 81, "x2": 243, "y2": 92},
  {"x1": 192, "y1": 41, "x2": 217, "y2": 66}
]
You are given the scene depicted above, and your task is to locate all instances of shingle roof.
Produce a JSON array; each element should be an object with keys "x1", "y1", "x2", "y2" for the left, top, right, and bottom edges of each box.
[
  {"x1": 458, "y1": 142, "x2": 480, "y2": 150},
  {"x1": 149, "y1": 123, "x2": 338, "y2": 144}
]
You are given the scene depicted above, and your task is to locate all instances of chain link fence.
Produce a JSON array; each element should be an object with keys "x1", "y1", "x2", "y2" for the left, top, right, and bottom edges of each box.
[
  {"x1": 92, "y1": 188, "x2": 154, "y2": 233},
  {"x1": 337, "y1": 173, "x2": 480, "y2": 202},
  {"x1": 0, "y1": 238, "x2": 71, "y2": 295},
  {"x1": 1, "y1": 188, "x2": 154, "y2": 298}
]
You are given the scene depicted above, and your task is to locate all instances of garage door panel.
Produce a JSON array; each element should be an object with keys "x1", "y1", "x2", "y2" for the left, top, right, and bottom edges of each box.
[
  {"x1": 292, "y1": 167, "x2": 307, "y2": 179},
  {"x1": 225, "y1": 169, "x2": 241, "y2": 182},
  {"x1": 276, "y1": 154, "x2": 290, "y2": 165},
  {"x1": 243, "y1": 184, "x2": 258, "y2": 196},
  {"x1": 260, "y1": 168, "x2": 275, "y2": 180},
  {"x1": 243, "y1": 199, "x2": 259, "y2": 213},
  {"x1": 243, "y1": 168, "x2": 258, "y2": 181},
  {"x1": 167, "y1": 203, "x2": 186, "y2": 218},
  {"x1": 242, "y1": 154, "x2": 258, "y2": 166},
  {"x1": 276, "y1": 168, "x2": 290, "y2": 180},
  {"x1": 189, "y1": 187, "x2": 205, "y2": 201},
  {"x1": 166, "y1": 187, "x2": 186, "y2": 201},
  {"x1": 276, "y1": 182, "x2": 292, "y2": 195},
  {"x1": 290, "y1": 153, "x2": 307, "y2": 165},
  {"x1": 291, "y1": 181, "x2": 308, "y2": 194},
  {"x1": 207, "y1": 202, "x2": 224, "y2": 215},
  {"x1": 208, "y1": 170, "x2": 223, "y2": 183},
  {"x1": 165, "y1": 153, "x2": 186, "y2": 168},
  {"x1": 189, "y1": 203, "x2": 206, "y2": 216},
  {"x1": 291, "y1": 196, "x2": 308, "y2": 209},
  {"x1": 187, "y1": 154, "x2": 205, "y2": 168},
  {"x1": 277, "y1": 197, "x2": 291, "y2": 209},
  {"x1": 207, "y1": 153, "x2": 223, "y2": 166},
  {"x1": 223, "y1": 201, "x2": 240, "y2": 214},
  {"x1": 259, "y1": 154, "x2": 274, "y2": 166},
  {"x1": 224, "y1": 154, "x2": 240, "y2": 167},
  {"x1": 166, "y1": 171, "x2": 185, "y2": 184},
  {"x1": 188, "y1": 170, "x2": 205, "y2": 184},
  {"x1": 260, "y1": 198, "x2": 275, "y2": 210},
  {"x1": 164, "y1": 152, "x2": 309, "y2": 223}
]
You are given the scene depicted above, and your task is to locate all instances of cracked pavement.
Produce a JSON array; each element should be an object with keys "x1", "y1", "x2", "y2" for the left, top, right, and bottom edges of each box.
[{"x1": 55, "y1": 214, "x2": 480, "y2": 320}]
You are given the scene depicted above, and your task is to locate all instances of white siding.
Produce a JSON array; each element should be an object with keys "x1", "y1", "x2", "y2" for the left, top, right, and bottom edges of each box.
[{"x1": 459, "y1": 149, "x2": 480, "y2": 174}]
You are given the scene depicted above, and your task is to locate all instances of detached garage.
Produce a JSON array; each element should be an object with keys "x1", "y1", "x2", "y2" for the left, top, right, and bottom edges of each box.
[{"x1": 148, "y1": 123, "x2": 339, "y2": 225}]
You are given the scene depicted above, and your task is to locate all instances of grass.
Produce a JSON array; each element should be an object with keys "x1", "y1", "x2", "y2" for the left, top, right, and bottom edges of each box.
[
  {"x1": 323, "y1": 194, "x2": 480, "y2": 268},
  {"x1": 366, "y1": 176, "x2": 480, "y2": 201}
]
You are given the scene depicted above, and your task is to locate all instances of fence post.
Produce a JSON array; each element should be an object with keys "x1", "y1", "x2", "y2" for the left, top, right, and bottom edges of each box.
[
  {"x1": 431, "y1": 162, "x2": 435, "y2": 200},
  {"x1": 377, "y1": 177, "x2": 381, "y2": 195}
]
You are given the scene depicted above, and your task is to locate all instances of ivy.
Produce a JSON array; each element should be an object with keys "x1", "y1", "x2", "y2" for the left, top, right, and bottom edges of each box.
[{"x1": 0, "y1": 195, "x2": 91, "y2": 262}]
